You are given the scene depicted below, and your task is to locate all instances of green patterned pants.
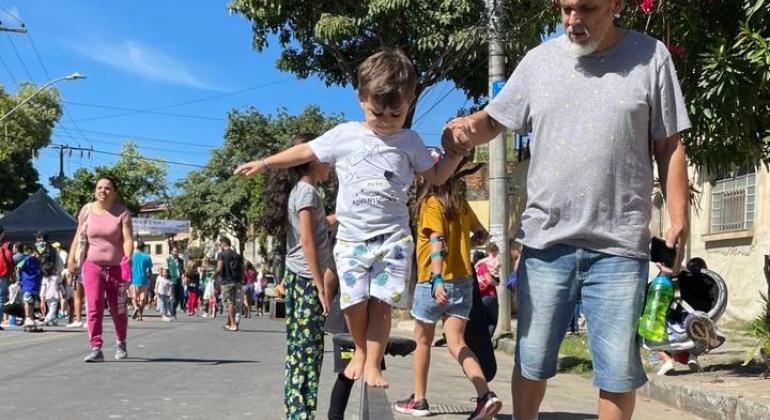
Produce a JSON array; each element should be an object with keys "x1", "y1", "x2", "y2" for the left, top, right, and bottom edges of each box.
[{"x1": 284, "y1": 270, "x2": 325, "y2": 420}]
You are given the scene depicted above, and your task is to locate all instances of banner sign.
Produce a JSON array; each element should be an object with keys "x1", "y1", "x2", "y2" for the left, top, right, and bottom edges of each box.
[{"x1": 132, "y1": 218, "x2": 190, "y2": 235}]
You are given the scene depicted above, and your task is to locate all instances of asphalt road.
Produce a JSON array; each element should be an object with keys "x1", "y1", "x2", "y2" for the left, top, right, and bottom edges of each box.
[{"x1": 0, "y1": 311, "x2": 704, "y2": 419}]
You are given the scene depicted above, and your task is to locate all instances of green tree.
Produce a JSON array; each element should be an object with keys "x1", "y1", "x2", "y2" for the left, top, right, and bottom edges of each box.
[
  {"x1": 227, "y1": 0, "x2": 558, "y2": 126},
  {"x1": 622, "y1": 0, "x2": 770, "y2": 171},
  {"x1": 172, "y1": 105, "x2": 343, "y2": 255},
  {"x1": 57, "y1": 141, "x2": 168, "y2": 215},
  {"x1": 0, "y1": 83, "x2": 63, "y2": 212}
]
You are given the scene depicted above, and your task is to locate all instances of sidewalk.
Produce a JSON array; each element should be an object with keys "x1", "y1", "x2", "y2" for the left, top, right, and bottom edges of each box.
[
  {"x1": 348, "y1": 320, "x2": 703, "y2": 420},
  {"x1": 399, "y1": 317, "x2": 770, "y2": 420}
]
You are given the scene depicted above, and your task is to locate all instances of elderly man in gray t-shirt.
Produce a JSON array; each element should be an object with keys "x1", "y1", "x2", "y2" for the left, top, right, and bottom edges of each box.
[{"x1": 443, "y1": 1, "x2": 690, "y2": 419}]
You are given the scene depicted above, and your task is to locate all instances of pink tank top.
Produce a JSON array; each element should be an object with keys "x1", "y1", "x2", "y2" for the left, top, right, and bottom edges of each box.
[{"x1": 79, "y1": 203, "x2": 131, "y2": 266}]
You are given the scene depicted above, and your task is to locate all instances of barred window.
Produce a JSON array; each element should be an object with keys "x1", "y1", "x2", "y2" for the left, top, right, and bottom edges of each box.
[{"x1": 710, "y1": 167, "x2": 756, "y2": 233}]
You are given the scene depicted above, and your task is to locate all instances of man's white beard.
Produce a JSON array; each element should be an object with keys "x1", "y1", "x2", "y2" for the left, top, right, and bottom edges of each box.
[
  {"x1": 566, "y1": 38, "x2": 601, "y2": 57},
  {"x1": 566, "y1": 25, "x2": 602, "y2": 57}
]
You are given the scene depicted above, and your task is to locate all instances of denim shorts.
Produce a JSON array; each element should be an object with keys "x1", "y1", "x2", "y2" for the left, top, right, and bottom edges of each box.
[
  {"x1": 516, "y1": 244, "x2": 648, "y2": 392},
  {"x1": 410, "y1": 276, "x2": 473, "y2": 324}
]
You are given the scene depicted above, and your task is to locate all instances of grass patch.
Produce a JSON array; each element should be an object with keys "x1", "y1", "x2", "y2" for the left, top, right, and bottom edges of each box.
[{"x1": 557, "y1": 335, "x2": 593, "y2": 377}]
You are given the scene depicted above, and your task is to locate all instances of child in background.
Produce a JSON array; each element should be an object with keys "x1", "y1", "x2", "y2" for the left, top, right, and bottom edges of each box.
[
  {"x1": 19, "y1": 246, "x2": 43, "y2": 329},
  {"x1": 396, "y1": 151, "x2": 502, "y2": 419},
  {"x1": 203, "y1": 273, "x2": 217, "y2": 319},
  {"x1": 40, "y1": 266, "x2": 63, "y2": 326},
  {"x1": 154, "y1": 267, "x2": 172, "y2": 321},
  {"x1": 260, "y1": 133, "x2": 334, "y2": 418},
  {"x1": 235, "y1": 49, "x2": 463, "y2": 388},
  {"x1": 185, "y1": 263, "x2": 200, "y2": 316}
]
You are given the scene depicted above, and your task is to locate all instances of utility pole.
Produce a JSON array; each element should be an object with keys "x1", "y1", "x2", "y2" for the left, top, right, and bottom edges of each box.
[
  {"x1": 486, "y1": 0, "x2": 511, "y2": 335},
  {"x1": 48, "y1": 144, "x2": 93, "y2": 189}
]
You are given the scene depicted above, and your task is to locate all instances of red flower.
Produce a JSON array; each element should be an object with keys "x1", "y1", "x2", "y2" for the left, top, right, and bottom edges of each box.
[
  {"x1": 668, "y1": 44, "x2": 686, "y2": 55},
  {"x1": 637, "y1": 0, "x2": 654, "y2": 14}
]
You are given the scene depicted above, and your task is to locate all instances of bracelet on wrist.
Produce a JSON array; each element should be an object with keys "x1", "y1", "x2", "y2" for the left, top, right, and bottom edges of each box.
[{"x1": 260, "y1": 159, "x2": 269, "y2": 171}]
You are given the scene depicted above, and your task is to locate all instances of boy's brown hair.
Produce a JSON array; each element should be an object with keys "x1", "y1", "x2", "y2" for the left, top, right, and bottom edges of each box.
[{"x1": 357, "y1": 49, "x2": 417, "y2": 109}]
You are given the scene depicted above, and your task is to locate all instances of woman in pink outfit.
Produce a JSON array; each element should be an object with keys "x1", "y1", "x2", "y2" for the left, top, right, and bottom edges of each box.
[{"x1": 67, "y1": 177, "x2": 134, "y2": 362}]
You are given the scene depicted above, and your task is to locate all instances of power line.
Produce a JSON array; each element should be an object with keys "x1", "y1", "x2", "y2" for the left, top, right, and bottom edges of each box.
[
  {"x1": 27, "y1": 32, "x2": 94, "y2": 144},
  {"x1": 54, "y1": 134, "x2": 212, "y2": 155},
  {"x1": 64, "y1": 100, "x2": 226, "y2": 121},
  {"x1": 55, "y1": 127, "x2": 221, "y2": 149},
  {"x1": 48, "y1": 144, "x2": 208, "y2": 168},
  {"x1": 73, "y1": 78, "x2": 294, "y2": 123},
  {"x1": 0, "y1": 53, "x2": 18, "y2": 84},
  {"x1": 0, "y1": 6, "x2": 24, "y2": 24},
  {"x1": 5, "y1": 33, "x2": 34, "y2": 80}
]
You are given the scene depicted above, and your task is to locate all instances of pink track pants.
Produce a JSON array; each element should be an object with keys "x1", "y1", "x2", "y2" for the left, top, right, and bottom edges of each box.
[{"x1": 82, "y1": 260, "x2": 128, "y2": 349}]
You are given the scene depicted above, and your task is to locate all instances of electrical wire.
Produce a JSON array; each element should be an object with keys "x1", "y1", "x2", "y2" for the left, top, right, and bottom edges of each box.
[
  {"x1": 72, "y1": 78, "x2": 294, "y2": 123},
  {"x1": 64, "y1": 101, "x2": 226, "y2": 121},
  {"x1": 55, "y1": 127, "x2": 220, "y2": 149}
]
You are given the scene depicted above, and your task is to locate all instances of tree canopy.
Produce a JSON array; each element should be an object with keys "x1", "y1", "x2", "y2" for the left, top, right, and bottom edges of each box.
[
  {"x1": 0, "y1": 83, "x2": 63, "y2": 213},
  {"x1": 230, "y1": 0, "x2": 769, "y2": 171},
  {"x1": 623, "y1": 0, "x2": 770, "y2": 171},
  {"x1": 57, "y1": 141, "x2": 168, "y2": 216},
  {"x1": 172, "y1": 105, "x2": 342, "y2": 254},
  {"x1": 228, "y1": 0, "x2": 558, "y2": 125}
]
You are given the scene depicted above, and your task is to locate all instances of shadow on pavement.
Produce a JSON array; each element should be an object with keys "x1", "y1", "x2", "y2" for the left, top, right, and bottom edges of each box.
[
  {"x1": 235, "y1": 329, "x2": 284, "y2": 334},
  {"x1": 122, "y1": 357, "x2": 259, "y2": 365},
  {"x1": 667, "y1": 360, "x2": 767, "y2": 377},
  {"x1": 498, "y1": 413, "x2": 598, "y2": 420}
]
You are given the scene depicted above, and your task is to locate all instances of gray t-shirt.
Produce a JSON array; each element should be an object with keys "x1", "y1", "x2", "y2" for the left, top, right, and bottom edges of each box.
[
  {"x1": 309, "y1": 121, "x2": 435, "y2": 241},
  {"x1": 486, "y1": 31, "x2": 691, "y2": 259},
  {"x1": 285, "y1": 181, "x2": 333, "y2": 278}
]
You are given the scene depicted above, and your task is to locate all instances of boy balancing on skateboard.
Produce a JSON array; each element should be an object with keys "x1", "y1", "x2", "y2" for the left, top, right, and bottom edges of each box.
[{"x1": 235, "y1": 49, "x2": 463, "y2": 388}]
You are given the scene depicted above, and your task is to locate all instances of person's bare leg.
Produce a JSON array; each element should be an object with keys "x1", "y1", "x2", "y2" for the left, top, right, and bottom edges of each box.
[
  {"x1": 413, "y1": 320, "x2": 435, "y2": 400},
  {"x1": 364, "y1": 298, "x2": 391, "y2": 388},
  {"x1": 444, "y1": 316, "x2": 489, "y2": 395},
  {"x1": 227, "y1": 303, "x2": 236, "y2": 329},
  {"x1": 512, "y1": 367, "x2": 547, "y2": 419},
  {"x1": 598, "y1": 390, "x2": 635, "y2": 420},
  {"x1": 74, "y1": 282, "x2": 83, "y2": 322},
  {"x1": 138, "y1": 289, "x2": 146, "y2": 320},
  {"x1": 342, "y1": 300, "x2": 368, "y2": 380}
]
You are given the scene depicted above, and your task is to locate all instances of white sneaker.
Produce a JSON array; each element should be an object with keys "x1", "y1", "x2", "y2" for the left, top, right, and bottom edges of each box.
[
  {"x1": 687, "y1": 354, "x2": 701, "y2": 372},
  {"x1": 66, "y1": 320, "x2": 84, "y2": 328},
  {"x1": 201, "y1": 313, "x2": 208, "y2": 318},
  {"x1": 23, "y1": 318, "x2": 34, "y2": 327},
  {"x1": 657, "y1": 359, "x2": 675, "y2": 376}
]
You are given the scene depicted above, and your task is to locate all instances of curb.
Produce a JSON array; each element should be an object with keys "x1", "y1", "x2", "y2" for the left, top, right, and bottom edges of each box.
[
  {"x1": 495, "y1": 337, "x2": 770, "y2": 420},
  {"x1": 638, "y1": 377, "x2": 770, "y2": 420}
]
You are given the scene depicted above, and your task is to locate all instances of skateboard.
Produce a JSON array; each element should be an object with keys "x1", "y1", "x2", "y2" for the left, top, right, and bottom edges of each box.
[{"x1": 23, "y1": 324, "x2": 44, "y2": 333}]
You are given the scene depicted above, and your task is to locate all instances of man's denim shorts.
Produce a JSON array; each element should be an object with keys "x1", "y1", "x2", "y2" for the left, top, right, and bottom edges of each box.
[
  {"x1": 516, "y1": 244, "x2": 648, "y2": 392},
  {"x1": 411, "y1": 276, "x2": 473, "y2": 324}
]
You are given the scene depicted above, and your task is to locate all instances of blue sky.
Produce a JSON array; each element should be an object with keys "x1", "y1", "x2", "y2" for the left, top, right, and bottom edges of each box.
[{"x1": 0, "y1": 1, "x2": 470, "y2": 193}]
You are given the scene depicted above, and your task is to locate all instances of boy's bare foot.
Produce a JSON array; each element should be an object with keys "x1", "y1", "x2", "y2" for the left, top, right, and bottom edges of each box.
[
  {"x1": 343, "y1": 351, "x2": 365, "y2": 380},
  {"x1": 364, "y1": 365, "x2": 389, "y2": 388}
]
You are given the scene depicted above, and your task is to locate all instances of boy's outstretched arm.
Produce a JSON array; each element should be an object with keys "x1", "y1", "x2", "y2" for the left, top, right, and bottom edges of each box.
[
  {"x1": 233, "y1": 143, "x2": 317, "y2": 176},
  {"x1": 419, "y1": 152, "x2": 463, "y2": 186}
]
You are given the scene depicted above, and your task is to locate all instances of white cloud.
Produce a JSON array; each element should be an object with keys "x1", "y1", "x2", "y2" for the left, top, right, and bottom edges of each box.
[{"x1": 71, "y1": 40, "x2": 222, "y2": 91}]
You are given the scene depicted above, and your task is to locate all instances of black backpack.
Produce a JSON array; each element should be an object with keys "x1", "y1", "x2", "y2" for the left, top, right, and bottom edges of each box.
[{"x1": 229, "y1": 253, "x2": 244, "y2": 283}]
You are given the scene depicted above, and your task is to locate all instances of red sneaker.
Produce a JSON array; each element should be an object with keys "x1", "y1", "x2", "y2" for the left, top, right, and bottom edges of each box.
[{"x1": 394, "y1": 394, "x2": 430, "y2": 417}]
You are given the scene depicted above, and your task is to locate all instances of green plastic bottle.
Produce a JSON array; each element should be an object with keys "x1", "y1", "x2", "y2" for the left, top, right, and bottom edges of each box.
[{"x1": 637, "y1": 272, "x2": 673, "y2": 342}]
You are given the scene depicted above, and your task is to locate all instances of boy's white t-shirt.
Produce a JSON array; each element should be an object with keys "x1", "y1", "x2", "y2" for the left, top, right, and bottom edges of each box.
[{"x1": 309, "y1": 121, "x2": 435, "y2": 241}]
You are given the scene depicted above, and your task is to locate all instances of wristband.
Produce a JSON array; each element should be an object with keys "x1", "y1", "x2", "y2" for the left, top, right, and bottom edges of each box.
[
  {"x1": 430, "y1": 235, "x2": 444, "y2": 244},
  {"x1": 430, "y1": 250, "x2": 443, "y2": 260},
  {"x1": 429, "y1": 273, "x2": 444, "y2": 297},
  {"x1": 260, "y1": 159, "x2": 269, "y2": 171}
]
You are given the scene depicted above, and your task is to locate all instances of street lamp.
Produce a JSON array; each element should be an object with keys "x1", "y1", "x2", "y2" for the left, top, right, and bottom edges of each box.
[{"x1": 0, "y1": 72, "x2": 86, "y2": 123}]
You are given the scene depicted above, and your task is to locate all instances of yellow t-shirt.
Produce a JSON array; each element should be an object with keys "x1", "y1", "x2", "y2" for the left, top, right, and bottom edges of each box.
[{"x1": 416, "y1": 196, "x2": 474, "y2": 282}]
